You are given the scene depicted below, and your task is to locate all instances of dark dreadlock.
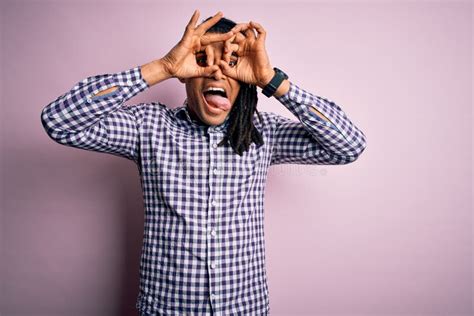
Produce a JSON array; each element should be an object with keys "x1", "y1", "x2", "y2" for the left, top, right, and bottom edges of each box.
[{"x1": 202, "y1": 16, "x2": 265, "y2": 156}]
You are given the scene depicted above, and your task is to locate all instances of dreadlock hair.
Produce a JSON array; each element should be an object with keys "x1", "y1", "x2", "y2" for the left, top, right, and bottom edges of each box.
[{"x1": 202, "y1": 16, "x2": 265, "y2": 156}]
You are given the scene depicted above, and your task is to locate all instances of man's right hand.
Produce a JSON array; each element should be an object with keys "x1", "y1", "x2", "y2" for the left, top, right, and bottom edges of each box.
[{"x1": 160, "y1": 10, "x2": 235, "y2": 80}]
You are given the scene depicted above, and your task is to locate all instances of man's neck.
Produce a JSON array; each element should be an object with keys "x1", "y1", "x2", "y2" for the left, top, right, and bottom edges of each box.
[{"x1": 186, "y1": 105, "x2": 208, "y2": 126}]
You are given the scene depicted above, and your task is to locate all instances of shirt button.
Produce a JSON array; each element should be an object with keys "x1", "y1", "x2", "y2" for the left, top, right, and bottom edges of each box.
[
  {"x1": 211, "y1": 262, "x2": 217, "y2": 269},
  {"x1": 210, "y1": 293, "x2": 216, "y2": 300},
  {"x1": 212, "y1": 142, "x2": 218, "y2": 149},
  {"x1": 213, "y1": 168, "x2": 219, "y2": 175},
  {"x1": 211, "y1": 199, "x2": 218, "y2": 207},
  {"x1": 86, "y1": 97, "x2": 92, "y2": 103},
  {"x1": 210, "y1": 229, "x2": 216, "y2": 237}
]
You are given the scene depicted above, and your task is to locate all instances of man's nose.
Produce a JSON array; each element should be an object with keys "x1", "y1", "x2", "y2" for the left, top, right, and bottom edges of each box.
[
  {"x1": 207, "y1": 57, "x2": 226, "y2": 81},
  {"x1": 205, "y1": 47, "x2": 227, "y2": 80},
  {"x1": 208, "y1": 66, "x2": 225, "y2": 81}
]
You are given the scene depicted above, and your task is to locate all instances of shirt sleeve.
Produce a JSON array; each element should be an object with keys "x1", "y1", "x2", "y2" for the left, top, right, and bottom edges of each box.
[
  {"x1": 269, "y1": 81, "x2": 367, "y2": 165},
  {"x1": 40, "y1": 65, "x2": 150, "y2": 163}
]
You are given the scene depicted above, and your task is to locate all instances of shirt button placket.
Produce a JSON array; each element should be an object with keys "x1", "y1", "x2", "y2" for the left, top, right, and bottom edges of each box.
[{"x1": 206, "y1": 127, "x2": 222, "y2": 313}]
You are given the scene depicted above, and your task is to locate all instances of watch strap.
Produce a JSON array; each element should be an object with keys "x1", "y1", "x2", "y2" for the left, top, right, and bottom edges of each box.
[{"x1": 262, "y1": 67, "x2": 289, "y2": 97}]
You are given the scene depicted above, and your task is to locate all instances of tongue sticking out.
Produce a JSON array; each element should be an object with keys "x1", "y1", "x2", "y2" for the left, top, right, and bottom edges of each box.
[{"x1": 204, "y1": 93, "x2": 231, "y2": 111}]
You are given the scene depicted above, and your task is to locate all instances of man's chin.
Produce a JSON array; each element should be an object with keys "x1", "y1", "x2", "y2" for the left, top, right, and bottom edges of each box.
[
  {"x1": 189, "y1": 101, "x2": 230, "y2": 126},
  {"x1": 204, "y1": 114, "x2": 227, "y2": 126}
]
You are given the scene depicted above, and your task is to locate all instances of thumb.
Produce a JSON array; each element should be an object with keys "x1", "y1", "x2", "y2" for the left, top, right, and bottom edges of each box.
[
  {"x1": 218, "y1": 60, "x2": 237, "y2": 79},
  {"x1": 196, "y1": 64, "x2": 219, "y2": 77}
]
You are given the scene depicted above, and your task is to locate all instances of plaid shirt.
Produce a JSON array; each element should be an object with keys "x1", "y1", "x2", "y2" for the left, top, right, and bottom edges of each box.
[{"x1": 41, "y1": 65, "x2": 367, "y2": 315}]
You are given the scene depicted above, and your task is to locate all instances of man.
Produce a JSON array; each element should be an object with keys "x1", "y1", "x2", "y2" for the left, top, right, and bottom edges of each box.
[{"x1": 41, "y1": 10, "x2": 367, "y2": 316}]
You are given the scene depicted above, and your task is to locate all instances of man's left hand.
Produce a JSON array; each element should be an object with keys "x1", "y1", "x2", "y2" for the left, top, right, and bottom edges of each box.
[{"x1": 218, "y1": 21, "x2": 275, "y2": 88}]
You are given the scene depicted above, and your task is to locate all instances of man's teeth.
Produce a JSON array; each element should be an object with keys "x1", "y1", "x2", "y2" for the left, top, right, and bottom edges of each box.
[{"x1": 203, "y1": 87, "x2": 226, "y2": 95}]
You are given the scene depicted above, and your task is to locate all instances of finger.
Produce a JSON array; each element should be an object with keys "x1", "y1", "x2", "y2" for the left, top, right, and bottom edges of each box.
[
  {"x1": 205, "y1": 45, "x2": 214, "y2": 66},
  {"x1": 218, "y1": 60, "x2": 237, "y2": 79},
  {"x1": 224, "y1": 43, "x2": 239, "y2": 62},
  {"x1": 186, "y1": 10, "x2": 200, "y2": 32},
  {"x1": 231, "y1": 32, "x2": 246, "y2": 45},
  {"x1": 197, "y1": 64, "x2": 219, "y2": 77},
  {"x1": 250, "y1": 21, "x2": 266, "y2": 42},
  {"x1": 195, "y1": 11, "x2": 223, "y2": 35},
  {"x1": 182, "y1": 10, "x2": 200, "y2": 40},
  {"x1": 248, "y1": 22, "x2": 259, "y2": 39},
  {"x1": 230, "y1": 23, "x2": 250, "y2": 34},
  {"x1": 223, "y1": 35, "x2": 235, "y2": 62},
  {"x1": 229, "y1": 43, "x2": 239, "y2": 52},
  {"x1": 230, "y1": 44, "x2": 240, "y2": 54},
  {"x1": 244, "y1": 27, "x2": 256, "y2": 40},
  {"x1": 225, "y1": 33, "x2": 244, "y2": 58},
  {"x1": 200, "y1": 31, "x2": 234, "y2": 46}
]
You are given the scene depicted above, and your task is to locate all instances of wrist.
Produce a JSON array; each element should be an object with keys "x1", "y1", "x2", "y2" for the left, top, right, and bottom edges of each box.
[
  {"x1": 257, "y1": 68, "x2": 276, "y2": 89},
  {"x1": 273, "y1": 79, "x2": 290, "y2": 97},
  {"x1": 159, "y1": 58, "x2": 175, "y2": 78},
  {"x1": 259, "y1": 67, "x2": 290, "y2": 98},
  {"x1": 140, "y1": 59, "x2": 173, "y2": 86}
]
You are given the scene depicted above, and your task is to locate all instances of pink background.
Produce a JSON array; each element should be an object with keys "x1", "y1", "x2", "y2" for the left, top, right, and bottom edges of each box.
[{"x1": 1, "y1": 0, "x2": 472, "y2": 315}]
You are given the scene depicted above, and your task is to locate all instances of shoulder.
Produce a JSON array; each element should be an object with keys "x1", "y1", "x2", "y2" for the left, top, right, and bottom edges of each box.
[
  {"x1": 254, "y1": 110, "x2": 275, "y2": 125},
  {"x1": 255, "y1": 110, "x2": 293, "y2": 130},
  {"x1": 122, "y1": 101, "x2": 171, "y2": 127}
]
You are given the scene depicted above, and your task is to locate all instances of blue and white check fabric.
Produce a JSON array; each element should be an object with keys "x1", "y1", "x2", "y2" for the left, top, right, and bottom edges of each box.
[{"x1": 41, "y1": 65, "x2": 367, "y2": 315}]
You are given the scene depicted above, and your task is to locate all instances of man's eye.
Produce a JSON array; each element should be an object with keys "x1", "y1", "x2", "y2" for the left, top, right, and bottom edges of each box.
[
  {"x1": 196, "y1": 55, "x2": 237, "y2": 67},
  {"x1": 196, "y1": 56, "x2": 207, "y2": 67}
]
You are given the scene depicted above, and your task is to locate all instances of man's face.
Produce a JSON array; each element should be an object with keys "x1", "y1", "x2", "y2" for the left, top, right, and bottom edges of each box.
[{"x1": 179, "y1": 35, "x2": 240, "y2": 126}]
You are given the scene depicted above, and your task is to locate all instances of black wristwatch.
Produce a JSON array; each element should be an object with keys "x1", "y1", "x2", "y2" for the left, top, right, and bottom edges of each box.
[{"x1": 261, "y1": 67, "x2": 289, "y2": 97}]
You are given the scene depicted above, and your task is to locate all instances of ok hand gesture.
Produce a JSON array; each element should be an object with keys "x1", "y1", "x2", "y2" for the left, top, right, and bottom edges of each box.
[
  {"x1": 161, "y1": 10, "x2": 235, "y2": 79},
  {"x1": 218, "y1": 21, "x2": 275, "y2": 88}
]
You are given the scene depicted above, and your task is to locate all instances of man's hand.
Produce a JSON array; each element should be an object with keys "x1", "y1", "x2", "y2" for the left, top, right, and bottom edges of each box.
[
  {"x1": 160, "y1": 10, "x2": 235, "y2": 80},
  {"x1": 218, "y1": 21, "x2": 275, "y2": 88}
]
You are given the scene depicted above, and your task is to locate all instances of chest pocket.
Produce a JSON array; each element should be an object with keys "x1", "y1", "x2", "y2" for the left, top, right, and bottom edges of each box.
[
  {"x1": 218, "y1": 142, "x2": 262, "y2": 224},
  {"x1": 224, "y1": 142, "x2": 261, "y2": 179},
  {"x1": 153, "y1": 146, "x2": 209, "y2": 207}
]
